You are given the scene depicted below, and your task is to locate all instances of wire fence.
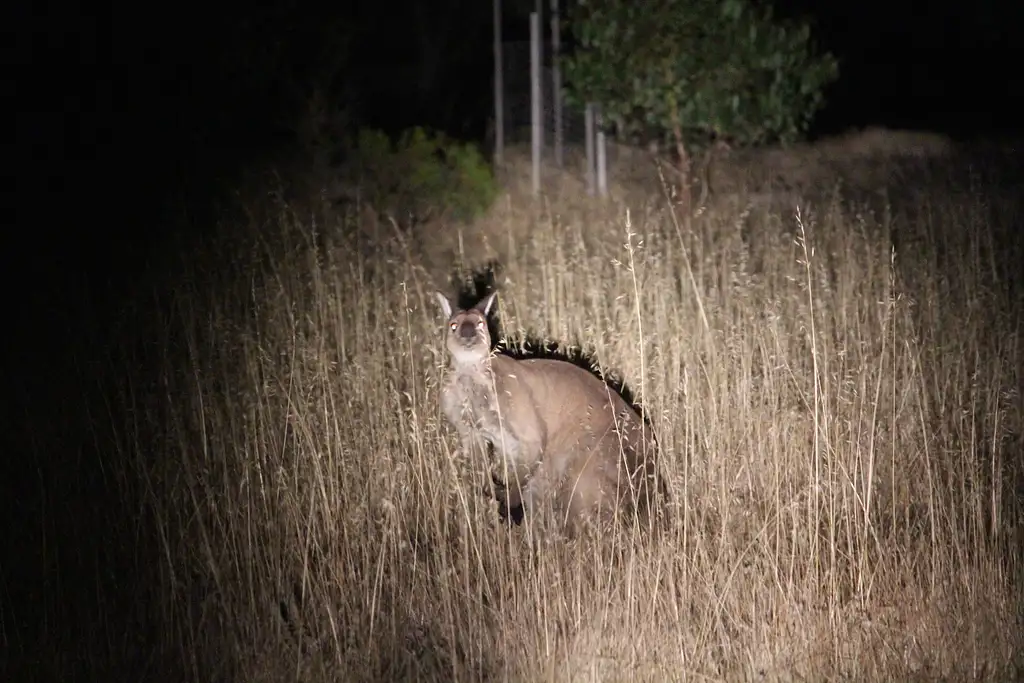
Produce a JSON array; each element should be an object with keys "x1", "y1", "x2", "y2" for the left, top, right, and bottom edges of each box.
[
  {"x1": 499, "y1": 32, "x2": 620, "y2": 197},
  {"x1": 501, "y1": 40, "x2": 588, "y2": 154}
]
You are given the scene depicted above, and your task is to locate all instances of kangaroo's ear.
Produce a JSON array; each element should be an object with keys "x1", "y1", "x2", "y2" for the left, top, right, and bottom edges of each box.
[
  {"x1": 434, "y1": 291, "x2": 453, "y2": 319},
  {"x1": 475, "y1": 291, "x2": 498, "y2": 317}
]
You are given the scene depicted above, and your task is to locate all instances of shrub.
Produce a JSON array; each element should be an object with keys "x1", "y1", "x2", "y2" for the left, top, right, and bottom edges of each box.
[{"x1": 343, "y1": 126, "x2": 497, "y2": 224}]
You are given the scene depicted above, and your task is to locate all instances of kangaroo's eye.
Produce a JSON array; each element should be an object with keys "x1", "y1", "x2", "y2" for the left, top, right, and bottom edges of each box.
[
  {"x1": 476, "y1": 320, "x2": 486, "y2": 329},
  {"x1": 449, "y1": 321, "x2": 458, "y2": 331}
]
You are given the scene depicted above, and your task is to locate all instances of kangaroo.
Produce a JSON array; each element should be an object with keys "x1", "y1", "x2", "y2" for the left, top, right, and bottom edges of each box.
[{"x1": 435, "y1": 290, "x2": 663, "y2": 533}]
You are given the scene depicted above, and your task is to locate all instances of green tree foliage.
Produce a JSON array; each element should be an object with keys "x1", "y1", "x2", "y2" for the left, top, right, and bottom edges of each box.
[{"x1": 563, "y1": 0, "x2": 838, "y2": 207}]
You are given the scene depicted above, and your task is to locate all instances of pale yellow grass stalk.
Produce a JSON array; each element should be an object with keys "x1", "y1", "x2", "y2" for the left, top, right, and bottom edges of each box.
[{"x1": 86, "y1": 148, "x2": 1024, "y2": 682}]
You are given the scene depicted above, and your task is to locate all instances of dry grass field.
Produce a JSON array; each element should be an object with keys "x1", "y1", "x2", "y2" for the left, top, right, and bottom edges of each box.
[{"x1": 13, "y1": 129, "x2": 1023, "y2": 682}]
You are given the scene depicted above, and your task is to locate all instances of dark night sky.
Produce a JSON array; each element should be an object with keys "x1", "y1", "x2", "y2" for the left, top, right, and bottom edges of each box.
[{"x1": 787, "y1": 0, "x2": 1024, "y2": 134}]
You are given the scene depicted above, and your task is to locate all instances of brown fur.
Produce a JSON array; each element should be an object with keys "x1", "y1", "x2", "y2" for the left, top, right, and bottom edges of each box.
[{"x1": 435, "y1": 291, "x2": 663, "y2": 533}]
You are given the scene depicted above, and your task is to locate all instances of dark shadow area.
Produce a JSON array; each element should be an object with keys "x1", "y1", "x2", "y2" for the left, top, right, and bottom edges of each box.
[{"x1": 0, "y1": 305, "x2": 179, "y2": 682}]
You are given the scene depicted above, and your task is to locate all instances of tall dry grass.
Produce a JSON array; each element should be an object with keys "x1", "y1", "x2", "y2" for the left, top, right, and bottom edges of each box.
[{"x1": 39, "y1": 140, "x2": 1024, "y2": 681}]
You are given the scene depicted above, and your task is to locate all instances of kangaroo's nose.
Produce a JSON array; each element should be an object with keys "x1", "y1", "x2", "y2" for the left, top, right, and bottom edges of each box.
[{"x1": 458, "y1": 321, "x2": 478, "y2": 339}]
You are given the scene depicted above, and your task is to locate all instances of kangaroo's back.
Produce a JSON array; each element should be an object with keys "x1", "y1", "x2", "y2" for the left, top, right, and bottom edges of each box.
[{"x1": 508, "y1": 357, "x2": 660, "y2": 525}]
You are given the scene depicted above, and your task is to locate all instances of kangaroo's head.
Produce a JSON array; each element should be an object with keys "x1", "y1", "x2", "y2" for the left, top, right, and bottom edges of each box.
[{"x1": 435, "y1": 291, "x2": 497, "y2": 365}]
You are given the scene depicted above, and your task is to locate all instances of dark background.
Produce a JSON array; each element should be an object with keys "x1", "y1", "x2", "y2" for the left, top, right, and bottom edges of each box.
[
  {"x1": 4, "y1": 0, "x2": 1023, "y2": 677},
  {"x1": 12, "y1": 0, "x2": 1024, "y2": 288}
]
